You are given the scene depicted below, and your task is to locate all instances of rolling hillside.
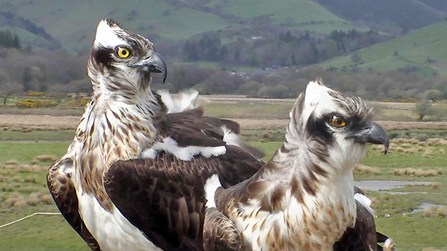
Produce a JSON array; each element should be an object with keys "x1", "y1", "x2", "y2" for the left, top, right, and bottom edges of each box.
[
  {"x1": 319, "y1": 21, "x2": 447, "y2": 76},
  {"x1": 0, "y1": 0, "x2": 369, "y2": 53},
  {"x1": 317, "y1": 0, "x2": 447, "y2": 30},
  {"x1": 2, "y1": 0, "x2": 446, "y2": 76}
]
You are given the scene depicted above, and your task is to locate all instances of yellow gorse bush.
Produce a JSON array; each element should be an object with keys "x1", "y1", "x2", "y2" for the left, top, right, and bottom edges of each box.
[{"x1": 16, "y1": 99, "x2": 58, "y2": 108}]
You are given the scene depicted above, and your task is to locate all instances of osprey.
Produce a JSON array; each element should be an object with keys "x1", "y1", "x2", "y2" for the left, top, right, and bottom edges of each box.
[
  {"x1": 47, "y1": 19, "x2": 263, "y2": 251},
  {"x1": 207, "y1": 79, "x2": 394, "y2": 251}
]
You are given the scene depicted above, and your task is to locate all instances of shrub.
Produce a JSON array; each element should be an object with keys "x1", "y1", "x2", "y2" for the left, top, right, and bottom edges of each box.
[
  {"x1": 431, "y1": 182, "x2": 441, "y2": 190},
  {"x1": 355, "y1": 164, "x2": 380, "y2": 175},
  {"x1": 423, "y1": 207, "x2": 433, "y2": 217},
  {"x1": 68, "y1": 97, "x2": 90, "y2": 107},
  {"x1": 257, "y1": 85, "x2": 289, "y2": 98},
  {"x1": 436, "y1": 207, "x2": 447, "y2": 217},
  {"x1": 38, "y1": 99, "x2": 58, "y2": 107},
  {"x1": 16, "y1": 99, "x2": 58, "y2": 108},
  {"x1": 16, "y1": 99, "x2": 37, "y2": 108},
  {"x1": 26, "y1": 90, "x2": 44, "y2": 97}
]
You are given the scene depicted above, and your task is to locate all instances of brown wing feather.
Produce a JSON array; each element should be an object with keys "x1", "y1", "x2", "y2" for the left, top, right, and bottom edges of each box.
[
  {"x1": 203, "y1": 208, "x2": 243, "y2": 251},
  {"x1": 333, "y1": 201, "x2": 378, "y2": 251},
  {"x1": 104, "y1": 146, "x2": 263, "y2": 250},
  {"x1": 47, "y1": 158, "x2": 100, "y2": 251}
]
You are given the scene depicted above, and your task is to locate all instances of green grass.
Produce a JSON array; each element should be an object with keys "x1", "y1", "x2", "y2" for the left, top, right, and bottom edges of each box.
[
  {"x1": 219, "y1": 0, "x2": 344, "y2": 23},
  {"x1": 0, "y1": 142, "x2": 69, "y2": 164},
  {"x1": 10, "y1": 0, "x2": 231, "y2": 53},
  {"x1": 0, "y1": 206, "x2": 89, "y2": 251},
  {"x1": 319, "y1": 21, "x2": 447, "y2": 75},
  {"x1": 363, "y1": 145, "x2": 447, "y2": 169},
  {"x1": 0, "y1": 130, "x2": 74, "y2": 141},
  {"x1": 376, "y1": 215, "x2": 447, "y2": 251},
  {"x1": 212, "y1": 0, "x2": 371, "y2": 34}
]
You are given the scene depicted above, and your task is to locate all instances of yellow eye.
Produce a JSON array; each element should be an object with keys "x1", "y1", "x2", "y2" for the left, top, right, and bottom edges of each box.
[
  {"x1": 116, "y1": 47, "x2": 131, "y2": 58},
  {"x1": 331, "y1": 116, "x2": 346, "y2": 127}
]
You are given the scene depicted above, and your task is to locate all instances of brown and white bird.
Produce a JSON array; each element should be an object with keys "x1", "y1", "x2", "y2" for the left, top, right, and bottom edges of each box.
[
  {"x1": 207, "y1": 79, "x2": 394, "y2": 251},
  {"x1": 47, "y1": 19, "x2": 264, "y2": 251}
]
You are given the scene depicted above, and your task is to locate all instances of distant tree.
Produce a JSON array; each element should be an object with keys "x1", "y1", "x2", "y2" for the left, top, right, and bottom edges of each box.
[
  {"x1": 351, "y1": 52, "x2": 362, "y2": 63},
  {"x1": 347, "y1": 28, "x2": 357, "y2": 38},
  {"x1": 323, "y1": 39, "x2": 338, "y2": 56},
  {"x1": 309, "y1": 40, "x2": 319, "y2": 62},
  {"x1": 239, "y1": 81, "x2": 262, "y2": 95},
  {"x1": 414, "y1": 100, "x2": 432, "y2": 121},
  {"x1": 234, "y1": 48, "x2": 240, "y2": 62},
  {"x1": 0, "y1": 30, "x2": 20, "y2": 48},
  {"x1": 12, "y1": 34, "x2": 20, "y2": 48},
  {"x1": 429, "y1": 106, "x2": 447, "y2": 121},
  {"x1": 283, "y1": 31, "x2": 293, "y2": 43},
  {"x1": 23, "y1": 66, "x2": 45, "y2": 91},
  {"x1": 424, "y1": 89, "x2": 444, "y2": 101},
  {"x1": 319, "y1": 49, "x2": 328, "y2": 60},
  {"x1": 218, "y1": 46, "x2": 228, "y2": 61},
  {"x1": 394, "y1": 50, "x2": 399, "y2": 56},
  {"x1": 250, "y1": 53, "x2": 259, "y2": 67},
  {"x1": 257, "y1": 85, "x2": 289, "y2": 98},
  {"x1": 303, "y1": 32, "x2": 310, "y2": 41},
  {"x1": 291, "y1": 53, "x2": 296, "y2": 65},
  {"x1": 0, "y1": 69, "x2": 21, "y2": 106},
  {"x1": 182, "y1": 40, "x2": 200, "y2": 61},
  {"x1": 329, "y1": 30, "x2": 344, "y2": 43},
  {"x1": 169, "y1": 64, "x2": 214, "y2": 91},
  {"x1": 199, "y1": 71, "x2": 235, "y2": 93}
]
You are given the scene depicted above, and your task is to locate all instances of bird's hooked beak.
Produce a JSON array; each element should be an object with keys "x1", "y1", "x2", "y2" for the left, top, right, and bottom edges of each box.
[
  {"x1": 132, "y1": 51, "x2": 167, "y2": 83},
  {"x1": 349, "y1": 122, "x2": 389, "y2": 154}
]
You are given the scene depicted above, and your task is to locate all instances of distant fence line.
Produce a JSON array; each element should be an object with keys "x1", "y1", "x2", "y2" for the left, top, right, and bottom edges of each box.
[{"x1": 0, "y1": 212, "x2": 61, "y2": 229}]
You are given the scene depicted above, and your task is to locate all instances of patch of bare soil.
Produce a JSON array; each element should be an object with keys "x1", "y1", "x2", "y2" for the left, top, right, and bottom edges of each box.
[
  {"x1": 0, "y1": 115, "x2": 80, "y2": 131},
  {"x1": 379, "y1": 121, "x2": 447, "y2": 131}
]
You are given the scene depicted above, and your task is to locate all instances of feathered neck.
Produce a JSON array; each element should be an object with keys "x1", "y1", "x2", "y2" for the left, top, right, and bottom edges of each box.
[
  {"x1": 71, "y1": 83, "x2": 167, "y2": 210},
  {"x1": 76, "y1": 88, "x2": 166, "y2": 156}
]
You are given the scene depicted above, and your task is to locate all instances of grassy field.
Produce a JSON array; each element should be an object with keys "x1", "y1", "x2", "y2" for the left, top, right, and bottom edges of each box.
[
  {"x1": 212, "y1": 0, "x2": 369, "y2": 34},
  {"x1": 319, "y1": 21, "x2": 447, "y2": 76},
  {"x1": 4, "y1": 0, "x2": 370, "y2": 54},
  {"x1": 1, "y1": 101, "x2": 447, "y2": 250}
]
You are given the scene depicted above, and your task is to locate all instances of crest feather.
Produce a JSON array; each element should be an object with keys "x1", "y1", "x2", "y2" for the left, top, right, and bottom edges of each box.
[{"x1": 94, "y1": 19, "x2": 124, "y2": 48}]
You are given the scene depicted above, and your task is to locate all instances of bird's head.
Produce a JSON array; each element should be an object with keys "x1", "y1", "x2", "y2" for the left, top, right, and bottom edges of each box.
[
  {"x1": 284, "y1": 78, "x2": 389, "y2": 171},
  {"x1": 88, "y1": 19, "x2": 167, "y2": 95}
]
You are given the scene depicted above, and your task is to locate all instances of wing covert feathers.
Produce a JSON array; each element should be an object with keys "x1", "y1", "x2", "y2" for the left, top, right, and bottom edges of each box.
[
  {"x1": 333, "y1": 201, "x2": 378, "y2": 251},
  {"x1": 104, "y1": 148, "x2": 262, "y2": 250},
  {"x1": 203, "y1": 208, "x2": 243, "y2": 251},
  {"x1": 47, "y1": 159, "x2": 100, "y2": 251}
]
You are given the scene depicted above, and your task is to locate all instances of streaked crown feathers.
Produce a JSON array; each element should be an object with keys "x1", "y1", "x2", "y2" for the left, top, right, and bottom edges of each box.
[{"x1": 292, "y1": 78, "x2": 373, "y2": 127}]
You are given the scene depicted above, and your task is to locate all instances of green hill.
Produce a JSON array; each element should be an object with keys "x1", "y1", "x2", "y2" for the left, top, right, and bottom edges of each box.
[
  {"x1": 319, "y1": 22, "x2": 447, "y2": 76},
  {"x1": 317, "y1": 0, "x2": 447, "y2": 30},
  {"x1": 0, "y1": 0, "x2": 370, "y2": 53}
]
